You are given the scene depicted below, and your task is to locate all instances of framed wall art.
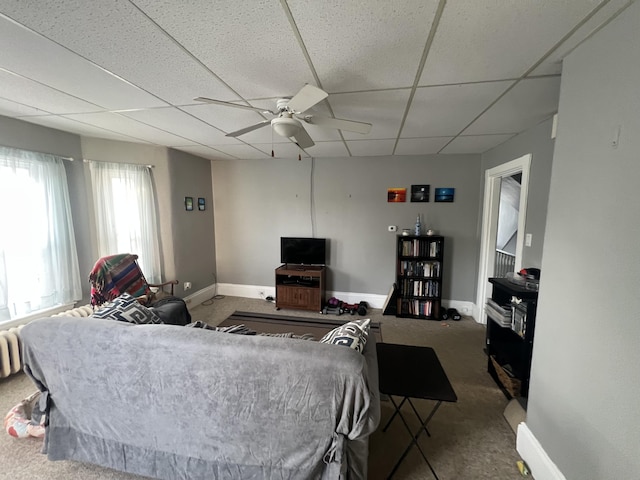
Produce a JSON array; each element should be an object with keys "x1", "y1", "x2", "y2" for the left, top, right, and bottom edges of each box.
[
  {"x1": 411, "y1": 184, "x2": 430, "y2": 202},
  {"x1": 434, "y1": 188, "x2": 455, "y2": 202},
  {"x1": 387, "y1": 187, "x2": 407, "y2": 203}
]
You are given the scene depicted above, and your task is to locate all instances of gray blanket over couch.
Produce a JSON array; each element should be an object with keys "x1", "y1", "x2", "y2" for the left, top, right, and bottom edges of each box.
[{"x1": 21, "y1": 316, "x2": 380, "y2": 480}]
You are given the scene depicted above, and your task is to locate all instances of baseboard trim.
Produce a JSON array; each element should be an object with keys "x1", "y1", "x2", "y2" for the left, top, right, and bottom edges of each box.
[
  {"x1": 517, "y1": 422, "x2": 566, "y2": 480},
  {"x1": 183, "y1": 284, "x2": 218, "y2": 307},
  {"x1": 442, "y1": 300, "x2": 475, "y2": 318},
  {"x1": 216, "y1": 283, "x2": 474, "y2": 313}
]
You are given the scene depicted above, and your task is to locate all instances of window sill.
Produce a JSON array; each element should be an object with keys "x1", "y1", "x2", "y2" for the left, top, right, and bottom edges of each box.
[{"x1": 0, "y1": 302, "x2": 76, "y2": 330}]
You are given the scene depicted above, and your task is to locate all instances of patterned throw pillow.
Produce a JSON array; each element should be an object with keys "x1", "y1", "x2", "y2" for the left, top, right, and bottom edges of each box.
[
  {"x1": 91, "y1": 293, "x2": 162, "y2": 324},
  {"x1": 320, "y1": 318, "x2": 370, "y2": 353}
]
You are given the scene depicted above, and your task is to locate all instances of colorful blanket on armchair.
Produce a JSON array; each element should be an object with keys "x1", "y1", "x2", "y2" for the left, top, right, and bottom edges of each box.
[{"x1": 89, "y1": 254, "x2": 151, "y2": 307}]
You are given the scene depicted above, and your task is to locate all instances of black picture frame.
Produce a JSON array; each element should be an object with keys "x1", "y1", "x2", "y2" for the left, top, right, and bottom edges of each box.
[
  {"x1": 198, "y1": 198, "x2": 205, "y2": 211},
  {"x1": 185, "y1": 197, "x2": 193, "y2": 211},
  {"x1": 434, "y1": 188, "x2": 455, "y2": 202},
  {"x1": 411, "y1": 184, "x2": 430, "y2": 202}
]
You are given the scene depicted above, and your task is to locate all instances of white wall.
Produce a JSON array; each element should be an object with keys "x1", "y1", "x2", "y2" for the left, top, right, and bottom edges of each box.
[{"x1": 525, "y1": 3, "x2": 640, "y2": 478}]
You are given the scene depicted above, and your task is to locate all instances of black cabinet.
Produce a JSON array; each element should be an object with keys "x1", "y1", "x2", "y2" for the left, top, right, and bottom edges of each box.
[
  {"x1": 485, "y1": 277, "x2": 538, "y2": 398},
  {"x1": 395, "y1": 235, "x2": 444, "y2": 320}
]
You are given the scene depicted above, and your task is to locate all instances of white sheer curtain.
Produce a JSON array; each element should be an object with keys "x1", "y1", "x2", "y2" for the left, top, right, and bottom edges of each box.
[
  {"x1": 89, "y1": 161, "x2": 161, "y2": 284},
  {"x1": 0, "y1": 147, "x2": 82, "y2": 322}
]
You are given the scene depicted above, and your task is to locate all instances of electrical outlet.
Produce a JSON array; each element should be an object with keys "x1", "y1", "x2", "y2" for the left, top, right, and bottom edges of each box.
[{"x1": 184, "y1": 282, "x2": 192, "y2": 291}]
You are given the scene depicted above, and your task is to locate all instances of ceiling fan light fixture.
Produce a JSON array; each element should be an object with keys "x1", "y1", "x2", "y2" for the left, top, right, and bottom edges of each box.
[{"x1": 272, "y1": 117, "x2": 301, "y2": 138}]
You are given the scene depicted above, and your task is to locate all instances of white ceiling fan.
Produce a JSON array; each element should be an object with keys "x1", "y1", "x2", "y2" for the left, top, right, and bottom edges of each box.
[{"x1": 194, "y1": 84, "x2": 372, "y2": 149}]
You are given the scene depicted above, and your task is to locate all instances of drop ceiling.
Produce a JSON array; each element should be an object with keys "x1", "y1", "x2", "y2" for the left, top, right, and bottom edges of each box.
[{"x1": 0, "y1": 0, "x2": 632, "y2": 160}]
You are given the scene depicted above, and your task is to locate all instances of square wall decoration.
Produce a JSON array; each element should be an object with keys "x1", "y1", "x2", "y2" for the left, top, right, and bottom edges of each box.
[
  {"x1": 411, "y1": 184, "x2": 430, "y2": 202},
  {"x1": 434, "y1": 188, "x2": 455, "y2": 202}
]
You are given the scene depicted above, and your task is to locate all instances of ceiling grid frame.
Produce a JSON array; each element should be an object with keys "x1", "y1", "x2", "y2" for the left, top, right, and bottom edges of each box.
[{"x1": 0, "y1": 0, "x2": 631, "y2": 159}]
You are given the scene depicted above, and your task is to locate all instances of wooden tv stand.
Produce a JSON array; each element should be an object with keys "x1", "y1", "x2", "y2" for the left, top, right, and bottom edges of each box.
[{"x1": 275, "y1": 264, "x2": 326, "y2": 312}]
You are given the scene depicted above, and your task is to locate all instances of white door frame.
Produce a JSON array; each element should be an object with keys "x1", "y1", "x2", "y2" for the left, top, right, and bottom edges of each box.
[{"x1": 475, "y1": 154, "x2": 531, "y2": 324}]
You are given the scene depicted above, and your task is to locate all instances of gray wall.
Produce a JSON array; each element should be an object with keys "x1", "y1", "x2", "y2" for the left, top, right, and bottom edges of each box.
[
  {"x1": 527, "y1": 3, "x2": 640, "y2": 479},
  {"x1": 212, "y1": 154, "x2": 481, "y2": 302},
  {"x1": 167, "y1": 148, "x2": 216, "y2": 293},
  {"x1": 481, "y1": 117, "x2": 555, "y2": 269}
]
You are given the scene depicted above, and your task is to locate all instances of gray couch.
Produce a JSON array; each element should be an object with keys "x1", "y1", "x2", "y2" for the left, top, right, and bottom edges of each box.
[{"x1": 21, "y1": 316, "x2": 380, "y2": 479}]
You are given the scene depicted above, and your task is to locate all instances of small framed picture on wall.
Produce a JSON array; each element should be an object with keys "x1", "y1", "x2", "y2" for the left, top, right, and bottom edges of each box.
[
  {"x1": 198, "y1": 198, "x2": 205, "y2": 211},
  {"x1": 387, "y1": 187, "x2": 407, "y2": 203},
  {"x1": 185, "y1": 197, "x2": 193, "y2": 211},
  {"x1": 434, "y1": 188, "x2": 455, "y2": 202},
  {"x1": 411, "y1": 184, "x2": 430, "y2": 202}
]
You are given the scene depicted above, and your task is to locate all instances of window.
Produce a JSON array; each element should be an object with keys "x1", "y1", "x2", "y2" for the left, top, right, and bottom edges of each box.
[
  {"x1": 0, "y1": 147, "x2": 82, "y2": 323},
  {"x1": 89, "y1": 161, "x2": 161, "y2": 283}
]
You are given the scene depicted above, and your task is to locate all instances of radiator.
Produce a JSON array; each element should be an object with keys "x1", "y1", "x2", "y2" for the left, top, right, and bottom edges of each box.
[{"x1": 0, "y1": 304, "x2": 93, "y2": 379}]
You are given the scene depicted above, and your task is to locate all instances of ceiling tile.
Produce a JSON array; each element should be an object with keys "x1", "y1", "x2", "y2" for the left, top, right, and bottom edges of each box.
[
  {"x1": 464, "y1": 77, "x2": 561, "y2": 135},
  {"x1": 287, "y1": 0, "x2": 439, "y2": 92},
  {"x1": 0, "y1": 97, "x2": 52, "y2": 117},
  {"x1": 254, "y1": 140, "x2": 349, "y2": 158},
  {"x1": 440, "y1": 134, "x2": 515, "y2": 154},
  {"x1": 253, "y1": 141, "x2": 312, "y2": 160},
  {"x1": 0, "y1": 16, "x2": 167, "y2": 110},
  {"x1": 421, "y1": 0, "x2": 603, "y2": 85},
  {"x1": 0, "y1": 0, "x2": 239, "y2": 106},
  {"x1": 173, "y1": 146, "x2": 236, "y2": 161},
  {"x1": 131, "y1": 0, "x2": 314, "y2": 99},
  {"x1": 21, "y1": 115, "x2": 152, "y2": 143},
  {"x1": 330, "y1": 89, "x2": 411, "y2": 140},
  {"x1": 306, "y1": 141, "x2": 349, "y2": 157},
  {"x1": 121, "y1": 107, "x2": 238, "y2": 146},
  {"x1": 396, "y1": 137, "x2": 452, "y2": 155},
  {"x1": 181, "y1": 103, "x2": 276, "y2": 143},
  {"x1": 402, "y1": 81, "x2": 513, "y2": 138},
  {"x1": 210, "y1": 144, "x2": 271, "y2": 160},
  {"x1": 62, "y1": 112, "x2": 197, "y2": 146},
  {"x1": 0, "y1": 68, "x2": 103, "y2": 114},
  {"x1": 531, "y1": 0, "x2": 634, "y2": 76},
  {"x1": 346, "y1": 139, "x2": 395, "y2": 156}
]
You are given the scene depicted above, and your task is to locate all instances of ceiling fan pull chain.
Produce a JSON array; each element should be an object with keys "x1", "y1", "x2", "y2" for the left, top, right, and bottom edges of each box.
[{"x1": 271, "y1": 125, "x2": 274, "y2": 157}]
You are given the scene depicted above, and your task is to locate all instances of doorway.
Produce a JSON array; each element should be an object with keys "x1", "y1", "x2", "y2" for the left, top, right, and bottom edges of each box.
[{"x1": 475, "y1": 154, "x2": 531, "y2": 324}]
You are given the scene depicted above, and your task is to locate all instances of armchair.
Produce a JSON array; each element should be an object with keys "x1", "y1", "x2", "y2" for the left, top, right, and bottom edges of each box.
[{"x1": 88, "y1": 253, "x2": 177, "y2": 308}]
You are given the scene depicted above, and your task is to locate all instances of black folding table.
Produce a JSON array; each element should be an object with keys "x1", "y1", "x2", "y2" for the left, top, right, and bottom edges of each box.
[{"x1": 377, "y1": 342, "x2": 458, "y2": 480}]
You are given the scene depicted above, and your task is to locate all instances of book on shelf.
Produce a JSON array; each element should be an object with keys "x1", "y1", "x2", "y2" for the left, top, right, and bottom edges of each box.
[{"x1": 399, "y1": 238, "x2": 441, "y2": 258}]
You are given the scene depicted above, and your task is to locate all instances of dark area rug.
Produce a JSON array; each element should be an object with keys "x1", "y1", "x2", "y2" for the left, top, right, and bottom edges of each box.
[{"x1": 220, "y1": 310, "x2": 383, "y2": 341}]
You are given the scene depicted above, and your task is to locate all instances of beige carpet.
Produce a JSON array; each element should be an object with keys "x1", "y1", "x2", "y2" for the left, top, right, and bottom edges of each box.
[{"x1": 0, "y1": 296, "x2": 524, "y2": 480}]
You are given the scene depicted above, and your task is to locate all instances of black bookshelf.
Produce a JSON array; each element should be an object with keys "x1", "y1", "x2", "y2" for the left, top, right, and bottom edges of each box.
[
  {"x1": 395, "y1": 235, "x2": 444, "y2": 320},
  {"x1": 485, "y1": 277, "x2": 538, "y2": 398}
]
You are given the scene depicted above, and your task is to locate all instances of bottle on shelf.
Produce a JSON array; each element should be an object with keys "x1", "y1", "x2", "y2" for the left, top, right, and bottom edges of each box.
[{"x1": 414, "y1": 215, "x2": 421, "y2": 236}]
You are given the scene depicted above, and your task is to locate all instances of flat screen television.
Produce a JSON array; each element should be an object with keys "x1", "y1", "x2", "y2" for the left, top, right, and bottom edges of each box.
[{"x1": 281, "y1": 237, "x2": 327, "y2": 266}]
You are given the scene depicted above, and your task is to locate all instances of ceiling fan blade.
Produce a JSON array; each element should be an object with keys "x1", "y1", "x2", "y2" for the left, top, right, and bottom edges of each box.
[
  {"x1": 286, "y1": 85, "x2": 328, "y2": 113},
  {"x1": 225, "y1": 120, "x2": 271, "y2": 137},
  {"x1": 291, "y1": 125, "x2": 315, "y2": 149},
  {"x1": 303, "y1": 115, "x2": 372, "y2": 135},
  {"x1": 194, "y1": 97, "x2": 276, "y2": 115}
]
